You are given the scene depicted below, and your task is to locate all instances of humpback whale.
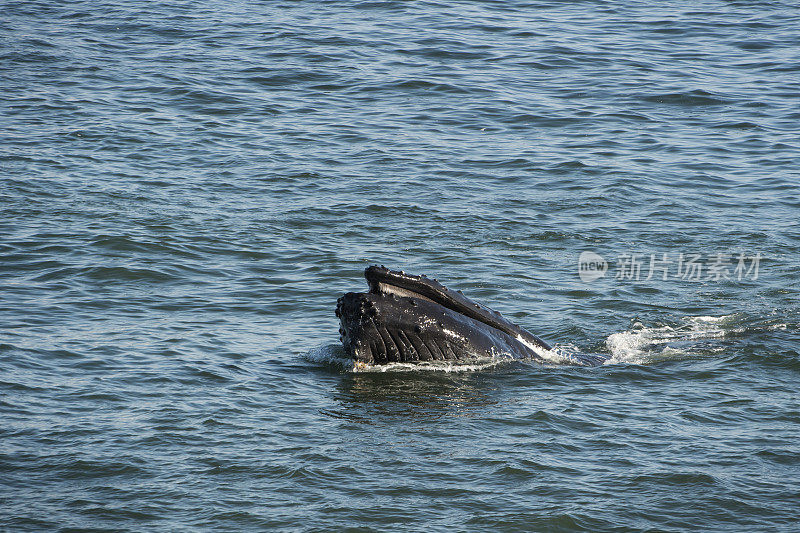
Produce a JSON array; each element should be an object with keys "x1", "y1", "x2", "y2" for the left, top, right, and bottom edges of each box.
[{"x1": 336, "y1": 266, "x2": 559, "y2": 366}]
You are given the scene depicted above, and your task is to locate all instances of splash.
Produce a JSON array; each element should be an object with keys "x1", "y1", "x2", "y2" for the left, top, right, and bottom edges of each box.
[
  {"x1": 543, "y1": 342, "x2": 607, "y2": 366},
  {"x1": 604, "y1": 314, "x2": 746, "y2": 365}
]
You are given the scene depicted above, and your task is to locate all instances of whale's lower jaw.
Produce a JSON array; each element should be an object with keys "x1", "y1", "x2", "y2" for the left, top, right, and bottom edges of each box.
[{"x1": 336, "y1": 291, "x2": 548, "y2": 366}]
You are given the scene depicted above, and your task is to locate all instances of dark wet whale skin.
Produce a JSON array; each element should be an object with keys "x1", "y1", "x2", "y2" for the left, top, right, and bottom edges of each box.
[{"x1": 336, "y1": 266, "x2": 554, "y2": 365}]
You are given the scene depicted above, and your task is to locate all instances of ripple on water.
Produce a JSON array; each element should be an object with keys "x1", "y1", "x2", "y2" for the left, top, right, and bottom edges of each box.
[{"x1": 2, "y1": 0, "x2": 800, "y2": 530}]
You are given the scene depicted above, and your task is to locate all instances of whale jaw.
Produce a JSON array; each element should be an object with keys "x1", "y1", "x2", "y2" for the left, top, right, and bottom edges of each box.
[{"x1": 335, "y1": 267, "x2": 551, "y2": 366}]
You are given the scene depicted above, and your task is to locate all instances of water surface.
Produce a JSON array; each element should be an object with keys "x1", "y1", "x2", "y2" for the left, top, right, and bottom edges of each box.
[{"x1": 2, "y1": 0, "x2": 799, "y2": 531}]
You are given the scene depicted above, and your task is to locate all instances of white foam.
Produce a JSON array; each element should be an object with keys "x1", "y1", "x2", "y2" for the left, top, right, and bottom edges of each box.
[
  {"x1": 351, "y1": 359, "x2": 504, "y2": 373},
  {"x1": 690, "y1": 315, "x2": 727, "y2": 323},
  {"x1": 541, "y1": 342, "x2": 596, "y2": 365},
  {"x1": 510, "y1": 335, "x2": 605, "y2": 366},
  {"x1": 604, "y1": 314, "x2": 742, "y2": 365}
]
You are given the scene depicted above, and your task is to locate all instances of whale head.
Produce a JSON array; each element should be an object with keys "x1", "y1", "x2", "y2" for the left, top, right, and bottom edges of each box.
[{"x1": 335, "y1": 266, "x2": 552, "y2": 365}]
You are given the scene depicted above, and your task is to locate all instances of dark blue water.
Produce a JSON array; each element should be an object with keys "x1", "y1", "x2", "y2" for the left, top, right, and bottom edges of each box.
[{"x1": 2, "y1": 0, "x2": 799, "y2": 530}]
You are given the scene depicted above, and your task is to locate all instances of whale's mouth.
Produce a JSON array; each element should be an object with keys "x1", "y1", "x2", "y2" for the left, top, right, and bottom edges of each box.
[
  {"x1": 370, "y1": 280, "x2": 438, "y2": 305},
  {"x1": 363, "y1": 266, "x2": 549, "y2": 351}
]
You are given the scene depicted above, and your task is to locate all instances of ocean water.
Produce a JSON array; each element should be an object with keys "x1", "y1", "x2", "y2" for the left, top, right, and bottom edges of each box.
[{"x1": 2, "y1": 0, "x2": 799, "y2": 530}]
